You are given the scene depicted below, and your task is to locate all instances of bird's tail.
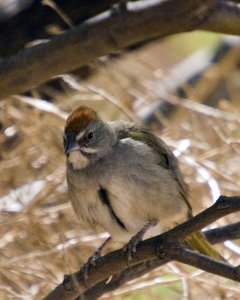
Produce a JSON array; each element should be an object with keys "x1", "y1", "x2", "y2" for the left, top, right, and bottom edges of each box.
[{"x1": 187, "y1": 231, "x2": 224, "y2": 261}]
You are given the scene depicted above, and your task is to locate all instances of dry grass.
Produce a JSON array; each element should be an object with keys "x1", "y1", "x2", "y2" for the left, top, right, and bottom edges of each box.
[{"x1": 0, "y1": 37, "x2": 240, "y2": 299}]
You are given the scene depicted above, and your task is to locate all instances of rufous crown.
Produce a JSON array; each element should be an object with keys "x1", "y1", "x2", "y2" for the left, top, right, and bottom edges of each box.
[{"x1": 65, "y1": 106, "x2": 97, "y2": 133}]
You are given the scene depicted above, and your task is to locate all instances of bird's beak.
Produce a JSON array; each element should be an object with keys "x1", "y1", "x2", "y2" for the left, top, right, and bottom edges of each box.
[{"x1": 64, "y1": 139, "x2": 80, "y2": 155}]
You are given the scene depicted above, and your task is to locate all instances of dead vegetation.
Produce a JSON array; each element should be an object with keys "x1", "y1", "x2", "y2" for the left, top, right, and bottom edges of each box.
[{"x1": 0, "y1": 35, "x2": 240, "y2": 299}]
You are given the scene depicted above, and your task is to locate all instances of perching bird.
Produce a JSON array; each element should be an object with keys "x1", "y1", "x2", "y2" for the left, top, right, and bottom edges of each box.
[{"x1": 64, "y1": 105, "x2": 222, "y2": 269}]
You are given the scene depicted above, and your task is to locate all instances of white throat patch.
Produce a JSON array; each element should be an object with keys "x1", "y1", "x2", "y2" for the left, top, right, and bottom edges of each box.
[
  {"x1": 68, "y1": 151, "x2": 89, "y2": 170},
  {"x1": 80, "y1": 147, "x2": 99, "y2": 153}
]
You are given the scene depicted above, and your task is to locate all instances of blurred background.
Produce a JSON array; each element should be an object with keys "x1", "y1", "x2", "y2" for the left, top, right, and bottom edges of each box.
[{"x1": 0, "y1": 1, "x2": 240, "y2": 299}]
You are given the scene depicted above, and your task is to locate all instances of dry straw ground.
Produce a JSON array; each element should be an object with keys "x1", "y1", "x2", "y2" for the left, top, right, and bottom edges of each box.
[{"x1": 0, "y1": 37, "x2": 240, "y2": 299}]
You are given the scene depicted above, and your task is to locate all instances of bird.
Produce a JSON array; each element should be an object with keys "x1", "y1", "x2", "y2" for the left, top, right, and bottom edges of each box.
[{"x1": 63, "y1": 105, "x2": 223, "y2": 274}]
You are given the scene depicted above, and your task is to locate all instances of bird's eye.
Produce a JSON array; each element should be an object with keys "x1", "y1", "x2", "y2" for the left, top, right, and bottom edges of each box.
[{"x1": 87, "y1": 131, "x2": 94, "y2": 140}]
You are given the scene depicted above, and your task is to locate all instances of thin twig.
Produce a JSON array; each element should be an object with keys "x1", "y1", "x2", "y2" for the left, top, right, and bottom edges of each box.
[
  {"x1": 172, "y1": 245, "x2": 240, "y2": 282},
  {"x1": 161, "y1": 94, "x2": 240, "y2": 124}
]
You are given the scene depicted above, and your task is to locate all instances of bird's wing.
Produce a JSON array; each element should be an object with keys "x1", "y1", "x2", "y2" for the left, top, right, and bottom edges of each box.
[{"x1": 116, "y1": 122, "x2": 192, "y2": 215}]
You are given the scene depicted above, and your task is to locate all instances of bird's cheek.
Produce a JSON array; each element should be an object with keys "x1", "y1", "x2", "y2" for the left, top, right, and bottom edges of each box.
[{"x1": 68, "y1": 151, "x2": 89, "y2": 170}]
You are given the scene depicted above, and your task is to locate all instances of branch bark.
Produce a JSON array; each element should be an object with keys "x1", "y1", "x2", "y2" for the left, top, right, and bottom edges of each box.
[
  {"x1": 204, "y1": 221, "x2": 240, "y2": 244},
  {"x1": 201, "y1": 1, "x2": 240, "y2": 35},
  {"x1": 1, "y1": 0, "x2": 240, "y2": 100},
  {"x1": 80, "y1": 259, "x2": 166, "y2": 300},
  {"x1": 0, "y1": 0, "x2": 120, "y2": 57},
  {"x1": 80, "y1": 221, "x2": 240, "y2": 300},
  {"x1": 43, "y1": 195, "x2": 240, "y2": 300}
]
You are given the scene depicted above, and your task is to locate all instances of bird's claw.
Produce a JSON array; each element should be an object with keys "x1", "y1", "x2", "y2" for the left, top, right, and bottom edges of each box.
[
  {"x1": 81, "y1": 250, "x2": 101, "y2": 280},
  {"x1": 123, "y1": 234, "x2": 142, "y2": 261},
  {"x1": 122, "y1": 221, "x2": 157, "y2": 260}
]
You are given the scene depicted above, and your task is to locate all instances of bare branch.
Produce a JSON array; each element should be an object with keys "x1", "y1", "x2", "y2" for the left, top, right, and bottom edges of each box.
[
  {"x1": 157, "y1": 195, "x2": 240, "y2": 243},
  {"x1": 79, "y1": 259, "x2": 168, "y2": 300},
  {"x1": 1, "y1": 0, "x2": 240, "y2": 100},
  {"x1": 172, "y1": 246, "x2": 240, "y2": 281},
  {"x1": 0, "y1": 0, "x2": 120, "y2": 57},
  {"x1": 201, "y1": 1, "x2": 240, "y2": 35},
  {"x1": 204, "y1": 221, "x2": 240, "y2": 244},
  {"x1": 43, "y1": 195, "x2": 240, "y2": 300},
  {"x1": 79, "y1": 221, "x2": 240, "y2": 300}
]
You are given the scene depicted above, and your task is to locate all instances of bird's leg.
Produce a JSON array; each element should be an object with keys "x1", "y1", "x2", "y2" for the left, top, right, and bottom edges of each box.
[
  {"x1": 123, "y1": 220, "x2": 157, "y2": 260},
  {"x1": 81, "y1": 236, "x2": 111, "y2": 279}
]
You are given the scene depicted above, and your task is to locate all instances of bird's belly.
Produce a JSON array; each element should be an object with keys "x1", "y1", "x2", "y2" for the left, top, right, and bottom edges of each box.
[
  {"x1": 70, "y1": 183, "x2": 186, "y2": 244},
  {"x1": 99, "y1": 171, "x2": 189, "y2": 242},
  {"x1": 68, "y1": 154, "x2": 189, "y2": 243},
  {"x1": 100, "y1": 191, "x2": 187, "y2": 243},
  {"x1": 108, "y1": 220, "x2": 168, "y2": 243},
  {"x1": 68, "y1": 179, "x2": 150, "y2": 242}
]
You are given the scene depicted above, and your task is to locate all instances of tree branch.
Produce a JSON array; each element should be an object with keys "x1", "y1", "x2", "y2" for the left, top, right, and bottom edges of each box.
[
  {"x1": 43, "y1": 195, "x2": 240, "y2": 300},
  {"x1": 0, "y1": 0, "x2": 120, "y2": 57},
  {"x1": 79, "y1": 221, "x2": 240, "y2": 300},
  {"x1": 201, "y1": 1, "x2": 240, "y2": 35},
  {"x1": 80, "y1": 259, "x2": 167, "y2": 300},
  {"x1": 172, "y1": 246, "x2": 240, "y2": 281},
  {"x1": 1, "y1": 0, "x2": 240, "y2": 100},
  {"x1": 204, "y1": 221, "x2": 240, "y2": 244}
]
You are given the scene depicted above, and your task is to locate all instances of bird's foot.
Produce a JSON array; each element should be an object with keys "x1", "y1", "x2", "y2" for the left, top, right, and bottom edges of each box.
[
  {"x1": 81, "y1": 249, "x2": 101, "y2": 280},
  {"x1": 123, "y1": 232, "x2": 143, "y2": 261},
  {"x1": 123, "y1": 220, "x2": 158, "y2": 260},
  {"x1": 80, "y1": 236, "x2": 111, "y2": 280}
]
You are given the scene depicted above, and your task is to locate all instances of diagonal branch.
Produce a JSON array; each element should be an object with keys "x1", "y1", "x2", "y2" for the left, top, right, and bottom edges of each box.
[
  {"x1": 79, "y1": 259, "x2": 168, "y2": 300},
  {"x1": 155, "y1": 195, "x2": 240, "y2": 244},
  {"x1": 1, "y1": 0, "x2": 240, "y2": 100},
  {"x1": 80, "y1": 221, "x2": 240, "y2": 300},
  {"x1": 172, "y1": 246, "x2": 240, "y2": 281},
  {"x1": 201, "y1": 1, "x2": 240, "y2": 35},
  {"x1": 43, "y1": 195, "x2": 240, "y2": 300},
  {"x1": 204, "y1": 221, "x2": 240, "y2": 244},
  {"x1": 0, "y1": 0, "x2": 121, "y2": 57}
]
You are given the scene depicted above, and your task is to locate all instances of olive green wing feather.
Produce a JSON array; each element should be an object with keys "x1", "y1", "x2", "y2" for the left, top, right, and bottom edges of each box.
[
  {"x1": 121, "y1": 124, "x2": 224, "y2": 261},
  {"x1": 124, "y1": 125, "x2": 192, "y2": 215},
  {"x1": 114, "y1": 122, "x2": 224, "y2": 261}
]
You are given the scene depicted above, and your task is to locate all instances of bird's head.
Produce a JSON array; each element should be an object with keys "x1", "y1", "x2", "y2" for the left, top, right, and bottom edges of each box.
[{"x1": 64, "y1": 106, "x2": 116, "y2": 170}]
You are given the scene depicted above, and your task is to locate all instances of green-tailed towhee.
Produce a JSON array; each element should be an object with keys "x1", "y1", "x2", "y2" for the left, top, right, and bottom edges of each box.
[{"x1": 64, "y1": 105, "x2": 223, "y2": 269}]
